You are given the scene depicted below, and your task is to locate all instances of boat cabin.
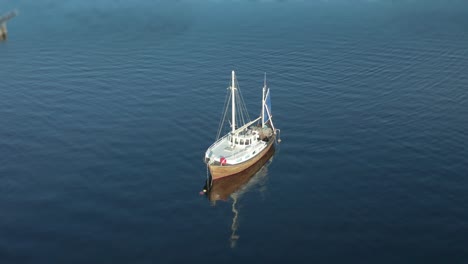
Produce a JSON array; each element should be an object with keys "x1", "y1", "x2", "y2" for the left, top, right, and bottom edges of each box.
[{"x1": 228, "y1": 129, "x2": 259, "y2": 147}]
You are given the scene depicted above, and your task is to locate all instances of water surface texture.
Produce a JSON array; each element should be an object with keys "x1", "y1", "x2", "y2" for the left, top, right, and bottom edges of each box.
[{"x1": 1, "y1": 0, "x2": 468, "y2": 263}]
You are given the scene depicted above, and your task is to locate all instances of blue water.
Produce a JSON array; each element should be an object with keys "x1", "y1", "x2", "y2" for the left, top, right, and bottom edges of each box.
[{"x1": 1, "y1": 0, "x2": 468, "y2": 263}]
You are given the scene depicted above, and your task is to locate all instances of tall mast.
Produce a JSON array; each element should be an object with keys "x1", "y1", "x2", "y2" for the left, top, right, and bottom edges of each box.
[
  {"x1": 231, "y1": 70, "x2": 236, "y2": 133},
  {"x1": 262, "y1": 72, "x2": 266, "y2": 126}
]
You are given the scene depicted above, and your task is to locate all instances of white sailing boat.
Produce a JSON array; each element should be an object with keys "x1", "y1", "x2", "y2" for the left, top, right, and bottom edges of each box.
[{"x1": 204, "y1": 71, "x2": 279, "y2": 180}]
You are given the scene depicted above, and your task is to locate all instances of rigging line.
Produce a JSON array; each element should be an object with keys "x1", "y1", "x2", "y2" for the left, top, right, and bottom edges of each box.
[
  {"x1": 236, "y1": 81, "x2": 251, "y2": 123},
  {"x1": 233, "y1": 84, "x2": 239, "y2": 125},
  {"x1": 235, "y1": 98, "x2": 240, "y2": 130},
  {"x1": 235, "y1": 91, "x2": 242, "y2": 128},
  {"x1": 239, "y1": 98, "x2": 247, "y2": 127},
  {"x1": 241, "y1": 92, "x2": 248, "y2": 125},
  {"x1": 216, "y1": 89, "x2": 231, "y2": 140},
  {"x1": 234, "y1": 79, "x2": 240, "y2": 129},
  {"x1": 219, "y1": 91, "x2": 231, "y2": 139},
  {"x1": 234, "y1": 78, "x2": 241, "y2": 130},
  {"x1": 219, "y1": 95, "x2": 231, "y2": 139},
  {"x1": 241, "y1": 97, "x2": 249, "y2": 123},
  {"x1": 217, "y1": 89, "x2": 230, "y2": 132},
  {"x1": 242, "y1": 96, "x2": 247, "y2": 125},
  {"x1": 242, "y1": 95, "x2": 249, "y2": 124},
  {"x1": 235, "y1": 78, "x2": 249, "y2": 126},
  {"x1": 237, "y1": 91, "x2": 246, "y2": 129}
]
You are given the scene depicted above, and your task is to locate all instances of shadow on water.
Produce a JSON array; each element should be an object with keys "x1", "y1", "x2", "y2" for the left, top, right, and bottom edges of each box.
[{"x1": 202, "y1": 145, "x2": 276, "y2": 248}]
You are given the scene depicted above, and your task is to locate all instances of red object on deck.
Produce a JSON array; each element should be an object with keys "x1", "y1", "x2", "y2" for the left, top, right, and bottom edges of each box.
[{"x1": 220, "y1": 157, "x2": 227, "y2": 166}]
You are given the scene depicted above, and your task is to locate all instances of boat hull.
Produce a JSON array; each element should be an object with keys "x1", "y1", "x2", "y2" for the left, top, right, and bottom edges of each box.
[
  {"x1": 209, "y1": 137, "x2": 275, "y2": 180},
  {"x1": 208, "y1": 145, "x2": 275, "y2": 201}
]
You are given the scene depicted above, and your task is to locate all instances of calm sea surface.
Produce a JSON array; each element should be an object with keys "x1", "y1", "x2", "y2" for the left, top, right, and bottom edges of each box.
[{"x1": 1, "y1": 0, "x2": 468, "y2": 263}]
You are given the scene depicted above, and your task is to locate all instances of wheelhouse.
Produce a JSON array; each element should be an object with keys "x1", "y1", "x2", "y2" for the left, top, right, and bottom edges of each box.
[{"x1": 227, "y1": 130, "x2": 259, "y2": 147}]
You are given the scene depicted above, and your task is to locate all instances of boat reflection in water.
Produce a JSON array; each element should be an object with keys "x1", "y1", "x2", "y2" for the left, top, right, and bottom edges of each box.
[{"x1": 203, "y1": 145, "x2": 276, "y2": 248}]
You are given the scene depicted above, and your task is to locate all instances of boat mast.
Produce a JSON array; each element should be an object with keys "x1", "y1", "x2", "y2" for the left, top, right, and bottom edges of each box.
[
  {"x1": 231, "y1": 70, "x2": 236, "y2": 133},
  {"x1": 262, "y1": 73, "x2": 266, "y2": 126}
]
